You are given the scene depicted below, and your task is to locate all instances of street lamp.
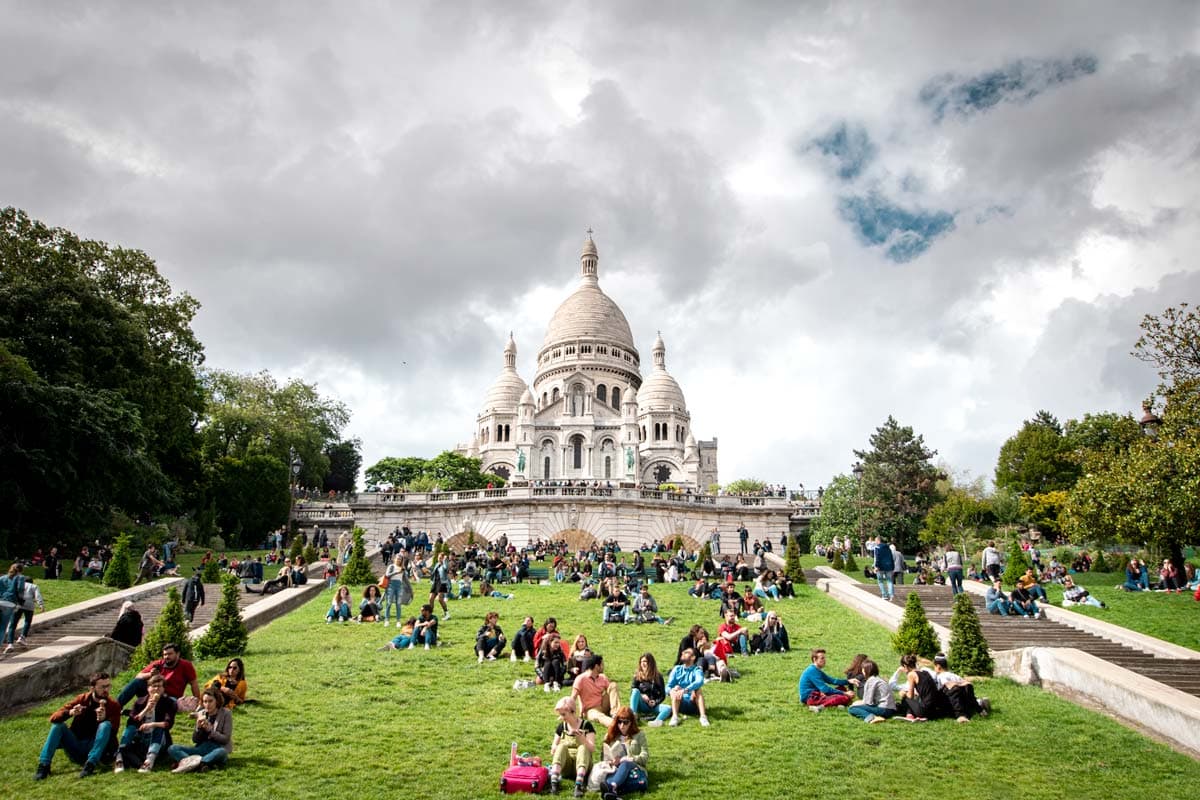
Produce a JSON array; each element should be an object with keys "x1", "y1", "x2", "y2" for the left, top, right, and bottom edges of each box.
[
  {"x1": 290, "y1": 447, "x2": 303, "y2": 492},
  {"x1": 852, "y1": 462, "x2": 864, "y2": 555},
  {"x1": 1139, "y1": 400, "x2": 1162, "y2": 439}
]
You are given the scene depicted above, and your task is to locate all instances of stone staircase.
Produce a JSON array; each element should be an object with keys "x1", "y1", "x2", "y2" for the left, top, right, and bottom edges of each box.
[{"x1": 887, "y1": 581, "x2": 1200, "y2": 699}]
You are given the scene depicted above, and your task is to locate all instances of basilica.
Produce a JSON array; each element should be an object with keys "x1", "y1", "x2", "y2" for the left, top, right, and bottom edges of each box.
[{"x1": 459, "y1": 234, "x2": 718, "y2": 489}]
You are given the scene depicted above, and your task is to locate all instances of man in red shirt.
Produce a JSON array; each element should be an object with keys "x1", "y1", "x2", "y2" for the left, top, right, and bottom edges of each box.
[
  {"x1": 35, "y1": 671, "x2": 121, "y2": 779},
  {"x1": 116, "y1": 642, "x2": 200, "y2": 708}
]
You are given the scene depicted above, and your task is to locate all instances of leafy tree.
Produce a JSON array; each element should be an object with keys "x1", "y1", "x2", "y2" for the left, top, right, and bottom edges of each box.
[
  {"x1": 1002, "y1": 532, "x2": 1032, "y2": 585},
  {"x1": 1133, "y1": 301, "x2": 1200, "y2": 386},
  {"x1": 209, "y1": 455, "x2": 290, "y2": 548},
  {"x1": 201, "y1": 558, "x2": 222, "y2": 583},
  {"x1": 1019, "y1": 491, "x2": 1068, "y2": 539},
  {"x1": 808, "y1": 474, "x2": 861, "y2": 547},
  {"x1": 131, "y1": 586, "x2": 193, "y2": 668},
  {"x1": 892, "y1": 591, "x2": 939, "y2": 660},
  {"x1": 1063, "y1": 412, "x2": 1141, "y2": 457},
  {"x1": 920, "y1": 485, "x2": 990, "y2": 550},
  {"x1": 323, "y1": 438, "x2": 363, "y2": 493},
  {"x1": 994, "y1": 411, "x2": 1079, "y2": 496},
  {"x1": 194, "y1": 573, "x2": 249, "y2": 659},
  {"x1": 341, "y1": 528, "x2": 377, "y2": 585},
  {"x1": 425, "y1": 451, "x2": 506, "y2": 491},
  {"x1": 103, "y1": 533, "x2": 135, "y2": 589},
  {"x1": 855, "y1": 416, "x2": 943, "y2": 553},
  {"x1": 365, "y1": 456, "x2": 429, "y2": 489},
  {"x1": 784, "y1": 535, "x2": 807, "y2": 584},
  {"x1": 989, "y1": 486, "x2": 1023, "y2": 526},
  {"x1": 724, "y1": 478, "x2": 765, "y2": 495},
  {"x1": 947, "y1": 592, "x2": 993, "y2": 676}
]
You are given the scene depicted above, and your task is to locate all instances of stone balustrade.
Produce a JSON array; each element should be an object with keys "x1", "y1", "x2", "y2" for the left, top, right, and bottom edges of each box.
[{"x1": 350, "y1": 486, "x2": 797, "y2": 510}]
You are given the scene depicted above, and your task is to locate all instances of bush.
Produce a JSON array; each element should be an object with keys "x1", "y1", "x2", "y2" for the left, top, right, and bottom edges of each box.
[
  {"x1": 103, "y1": 533, "x2": 134, "y2": 589},
  {"x1": 201, "y1": 558, "x2": 222, "y2": 583},
  {"x1": 844, "y1": 552, "x2": 859, "y2": 572},
  {"x1": 289, "y1": 534, "x2": 304, "y2": 561},
  {"x1": 948, "y1": 592, "x2": 993, "y2": 676},
  {"x1": 892, "y1": 591, "x2": 939, "y2": 660},
  {"x1": 784, "y1": 536, "x2": 807, "y2": 585},
  {"x1": 194, "y1": 574, "x2": 249, "y2": 659},
  {"x1": 1002, "y1": 533, "x2": 1032, "y2": 586},
  {"x1": 699, "y1": 542, "x2": 712, "y2": 562},
  {"x1": 830, "y1": 550, "x2": 845, "y2": 571},
  {"x1": 1091, "y1": 550, "x2": 1109, "y2": 573},
  {"x1": 341, "y1": 528, "x2": 377, "y2": 585},
  {"x1": 131, "y1": 586, "x2": 193, "y2": 670},
  {"x1": 303, "y1": 544, "x2": 318, "y2": 566}
]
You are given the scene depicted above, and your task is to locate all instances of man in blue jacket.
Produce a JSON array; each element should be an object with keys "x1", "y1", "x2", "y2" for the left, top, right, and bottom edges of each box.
[
  {"x1": 872, "y1": 536, "x2": 895, "y2": 601},
  {"x1": 649, "y1": 647, "x2": 709, "y2": 728},
  {"x1": 798, "y1": 648, "x2": 854, "y2": 712}
]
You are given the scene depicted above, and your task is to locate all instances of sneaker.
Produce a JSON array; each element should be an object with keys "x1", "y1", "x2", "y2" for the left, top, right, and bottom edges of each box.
[
  {"x1": 603, "y1": 790, "x2": 622, "y2": 800},
  {"x1": 524, "y1": 654, "x2": 531, "y2": 663},
  {"x1": 113, "y1": 759, "x2": 125, "y2": 774},
  {"x1": 487, "y1": 654, "x2": 496, "y2": 661},
  {"x1": 34, "y1": 763, "x2": 50, "y2": 780},
  {"x1": 647, "y1": 719, "x2": 664, "y2": 727},
  {"x1": 443, "y1": 612, "x2": 451, "y2": 620},
  {"x1": 510, "y1": 652, "x2": 518, "y2": 662},
  {"x1": 172, "y1": 755, "x2": 203, "y2": 774},
  {"x1": 2, "y1": 643, "x2": 12, "y2": 655},
  {"x1": 478, "y1": 653, "x2": 484, "y2": 663},
  {"x1": 699, "y1": 716, "x2": 710, "y2": 727},
  {"x1": 407, "y1": 643, "x2": 415, "y2": 650},
  {"x1": 543, "y1": 682, "x2": 552, "y2": 692},
  {"x1": 514, "y1": 680, "x2": 524, "y2": 690},
  {"x1": 663, "y1": 617, "x2": 674, "y2": 625},
  {"x1": 78, "y1": 761, "x2": 98, "y2": 778},
  {"x1": 16, "y1": 636, "x2": 27, "y2": 648},
  {"x1": 979, "y1": 697, "x2": 992, "y2": 717},
  {"x1": 868, "y1": 715, "x2": 889, "y2": 724},
  {"x1": 574, "y1": 783, "x2": 586, "y2": 798},
  {"x1": 424, "y1": 643, "x2": 430, "y2": 650},
  {"x1": 809, "y1": 704, "x2": 823, "y2": 713},
  {"x1": 668, "y1": 716, "x2": 680, "y2": 727},
  {"x1": 137, "y1": 760, "x2": 155, "y2": 773},
  {"x1": 550, "y1": 777, "x2": 561, "y2": 795}
]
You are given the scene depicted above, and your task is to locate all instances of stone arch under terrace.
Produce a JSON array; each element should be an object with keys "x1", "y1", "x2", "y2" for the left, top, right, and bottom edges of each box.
[{"x1": 554, "y1": 528, "x2": 598, "y2": 552}]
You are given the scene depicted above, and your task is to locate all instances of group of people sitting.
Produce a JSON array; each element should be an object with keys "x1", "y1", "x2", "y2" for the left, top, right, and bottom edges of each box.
[
  {"x1": 33, "y1": 642, "x2": 249, "y2": 780},
  {"x1": 798, "y1": 647, "x2": 990, "y2": 724}
]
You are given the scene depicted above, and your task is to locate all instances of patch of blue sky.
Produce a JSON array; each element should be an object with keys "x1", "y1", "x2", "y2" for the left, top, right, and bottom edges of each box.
[
  {"x1": 838, "y1": 193, "x2": 956, "y2": 262},
  {"x1": 921, "y1": 55, "x2": 1098, "y2": 122},
  {"x1": 807, "y1": 122, "x2": 876, "y2": 181}
]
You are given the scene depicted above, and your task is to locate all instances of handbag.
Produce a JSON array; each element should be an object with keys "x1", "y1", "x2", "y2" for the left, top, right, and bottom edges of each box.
[{"x1": 379, "y1": 573, "x2": 390, "y2": 590}]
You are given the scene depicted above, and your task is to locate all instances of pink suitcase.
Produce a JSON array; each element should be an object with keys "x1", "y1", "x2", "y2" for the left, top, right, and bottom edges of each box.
[{"x1": 500, "y1": 764, "x2": 550, "y2": 793}]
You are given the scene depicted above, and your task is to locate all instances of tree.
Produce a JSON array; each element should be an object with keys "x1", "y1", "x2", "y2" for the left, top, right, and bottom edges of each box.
[
  {"x1": 994, "y1": 411, "x2": 1079, "y2": 496},
  {"x1": 365, "y1": 456, "x2": 429, "y2": 489},
  {"x1": 424, "y1": 451, "x2": 506, "y2": 491},
  {"x1": 1133, "y1": 302, "x2": 1200, "y2": 386},
  {"x1": 724, "y1": 478, "x2": 765, "y2": 495},
  {"x1": 201, "y1": 558, "x2": 222, "y2": 583},
  {"x1": 947, "y1": 592, "x2": 993, "y2": 676},
  {"x1": 341, "y1": 528, "x2": 377, "y2": 585},
  {"x1": 920, "y1": 485, "x2": 990, "y2": 550},
  {"x1": 1002, "y1": 532, "x2": 1032, "y2": 585},
  {"x1": 131, "y1": 586, "x2": 193, "y2": 669},
  {"x1": 194, "y1": 573, "x2": 249, "y2": 659},
  {"x1": 784, "y1": 535, "x2": 807, "y2": 585},
  {"x1": 1063, "y1": 412, "x2": 1141, "y2": 457},
  {"x1": 209, "y1": 455, "x2": 290, "y2": 548},
  {"x1": 808, "y1": 474, "x2": 861, "y2": 548},
  {"x1": 892, "y1": 591, "x2": 939, "y2": 660},
  {"x1": 855, "y1": 416, "x2": 944, "y2": 553},
  {"x1": 103, "y1": 533, "x2": 135, "y2": 589},
  {"x1": 1019, "y1": 491, "x2": 1068, "y2": 539},
  {"x1": 323, "y1": 438, "x2": 363, "y2": 493}
]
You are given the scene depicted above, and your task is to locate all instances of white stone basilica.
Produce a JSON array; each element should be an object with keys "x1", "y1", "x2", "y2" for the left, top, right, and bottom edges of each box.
[{"x1": 459, "y1": 234, "x2": 718, "y2": 489}]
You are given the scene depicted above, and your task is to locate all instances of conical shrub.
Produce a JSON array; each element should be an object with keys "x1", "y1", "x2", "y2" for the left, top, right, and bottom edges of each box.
[
  {"x1": 131, "y1": 585, "x2": 193, "y2": 669},
  {"x1": 784, "y1": 535, "x2": 807, "y2": 585},
  {"x1": 103, "y1": 533, "x2": 134, "y2": 589},
  {"x1": 194, "y1": 573, "x2": 249, "y2": 659},
  {"x1": 830, "y1": 550, "x2": 845, "y2": 571},
  {"x1": 1002, "y1": 533, "x2": 1032, "y2": 585},
  {"x1": 341, "y1": 527, "x2": 378, "y2": 585},
  {"x1": 892, "y1": 591, "x2": 939, "y2": 660},
  {"x1": 948, "y1": 591, "x2": 993, "y2": 676},
  {"x1": 844, "y1": 552, "x2": 859, "y2": 572}
]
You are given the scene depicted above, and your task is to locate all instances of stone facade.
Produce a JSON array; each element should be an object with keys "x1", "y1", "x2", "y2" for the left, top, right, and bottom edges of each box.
[{"x1": 458, "y1": 234, "x2": 717, "y2": 489}]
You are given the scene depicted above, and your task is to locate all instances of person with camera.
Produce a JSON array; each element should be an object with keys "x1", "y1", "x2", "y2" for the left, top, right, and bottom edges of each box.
[
  {"x1": 168, "y1": 687, "x2": 233, "y2": 773},
  {"x1": 205, "y1": 658, "x2": 248, "y2": 707},
  {"x1": 34, "y1": 671, "x2": 121, "y2": 779}
]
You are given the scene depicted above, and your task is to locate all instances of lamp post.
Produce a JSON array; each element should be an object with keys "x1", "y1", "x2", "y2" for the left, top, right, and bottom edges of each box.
[
  {"x1": 852, "y1": 462, "x2": 864, "y2": 556},
  {"x1": 1139, "y1": 400, "x2": 1162, "y2": 439},
  {"x1": 290, "y1": 448, "x2": 303, "y2": 493}
]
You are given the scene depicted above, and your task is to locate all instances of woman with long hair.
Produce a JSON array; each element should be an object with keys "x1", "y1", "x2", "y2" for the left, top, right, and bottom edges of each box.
[
  {"x1": 358, "y1": 585, "x2": 383, "y2": 623},
  {"x1": 596, "y1": 707, "x2": 649, "y2": 798},
  {"x1": 536, "y1": 631, "x2": 567, "y2": 692},
  {"x1": 326, "y1": 586, "x2": 352, "y2": 623},
  {"x1": 206, "y1": 658, "x2": 248, "y2": 707},
  {"x1": 628, "y1": 653, "x2": 666, "y2": 719}
]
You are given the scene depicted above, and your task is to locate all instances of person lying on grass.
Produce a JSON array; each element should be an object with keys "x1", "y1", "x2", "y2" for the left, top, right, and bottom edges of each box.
[
  {"x1": 931, "y1": 653, "x2": 990, "y2": 721},
  {"x1": 550, "y1": 695, "x2": 596, "y2": 798},
  {"x1": 379, "y1": 617, "x2": 417, "y2": 650},
  {"x1": 1062, "y1": 576, "x2": 1107, "y2": 608}
]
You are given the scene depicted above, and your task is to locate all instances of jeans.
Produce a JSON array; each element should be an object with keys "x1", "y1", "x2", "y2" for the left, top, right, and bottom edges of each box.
[
  {"x1": 876, "y1": 573, "x2": 894, "y2": 600},
  {"x1": 605, "y1": 760, "x2": 647, "y2": 793},
  {"x1": 118, "y1": 724, "x2": 167, "y2": 762},
  {"x1": 39, "y1": 720, "x2": 113, "y2": 767},
  {"x1": 167, "y1": 740, "x2": 227, "y2": 766},
  {"x1": 118, "y1": 677, "x2": 150, "y2": 707},
  {"x1": 987, "y1": 599, "x2": 1013, "y2": 616},
  {"x1": 476, "y1": 636, "x2": 504, "y2": 657},
  {"x1": 390, "y1": 633, "x2": 413, "y2": 648},
  {"x1": 383, "y1": 582, "x2": 404, "y2": 622},
  {"x1": 893, "y1": 570, "x2": 904, "y2": 586},
  {"x1": 326, "y1": 602, "x2": 351, "y2": 622},
  {"x1": 0, "y1": 603, "x2": 15, "y2": 644},
  {"x1": 416, "y1": 626, "x2": 437, "y2": 646},
  {"x1": 847, "y1": 704, "x2": 896, "y2": 721},
  {"x1": 9, "y1": 606, "x2": 35, "y2": 641},
  {"x1": 656, "y1": 693, "x2": 698, "y2": 721},
  {"x1": 629, "y1": 689, "x2": 667, "y2": 719},
  {"x1": 603, "y1": 607, "x2": 627, "y2": 623},
  {"x1": 948, "y1": 569, "x2": 964, "y2": 595}
]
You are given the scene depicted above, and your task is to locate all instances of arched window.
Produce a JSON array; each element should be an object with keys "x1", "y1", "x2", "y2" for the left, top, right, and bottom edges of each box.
[
  {"x1": 552, "y1": 387, "x2": 560, "y2": 403},
  {"x1": 640, "y1": 425, "x2": 646, "y2": 441},
  {"x1": 492, "y1": 465, "x2": 510, "y2": 479},
  {"x1": 504, "y1": 424, "x2": 511, "y2": 442},
  {"x1": 542, "y1": 392, "x2": 548, "y2": 407},
  {"x1": 571, "y1": 435, "x2": 583, "y2": 469},
  {"x1": 496, "y1": 424, "x2": 503, "y2": 442},
  {"x1": 596, "y1": 384, "x2": 607, "y2": 404},
  {"x1": 611, "y1": 387, "x2": 621, "y2": 408},
  {"x1": 604, "y1": 456, "x2": 612, "y2": 479}
]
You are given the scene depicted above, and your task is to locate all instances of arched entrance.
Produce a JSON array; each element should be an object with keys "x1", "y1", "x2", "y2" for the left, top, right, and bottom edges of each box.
[{"x1": 551, "y1": 528, "x2": 598, "y2": 552}]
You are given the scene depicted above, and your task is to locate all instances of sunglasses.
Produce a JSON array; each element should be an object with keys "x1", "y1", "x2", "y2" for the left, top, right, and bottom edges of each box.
[{"x1": 617, "y1": 718, "x2": 633, "y2": 725}]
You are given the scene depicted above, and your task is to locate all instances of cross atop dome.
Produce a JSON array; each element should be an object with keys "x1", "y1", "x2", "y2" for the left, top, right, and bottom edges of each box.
[{"x1": 580, "y1": 228, "x2": 599, "y2": 284}]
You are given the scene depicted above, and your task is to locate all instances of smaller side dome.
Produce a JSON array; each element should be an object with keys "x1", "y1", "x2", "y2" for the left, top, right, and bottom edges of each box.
[
  {"x1": 638, "y1": 333, "x2": 687, "y2": 412},
  {"x1": 481, "y1": 336, "x2": 528, "y2": 413},
  {"x1": 519, "y1": 387, "x2": 534, "y2": 406}
]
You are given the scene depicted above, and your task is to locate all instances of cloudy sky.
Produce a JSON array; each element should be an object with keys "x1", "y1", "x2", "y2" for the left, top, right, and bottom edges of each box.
[{"x1": 3, "y1": 1, "x2": 1198, "y2": 490}]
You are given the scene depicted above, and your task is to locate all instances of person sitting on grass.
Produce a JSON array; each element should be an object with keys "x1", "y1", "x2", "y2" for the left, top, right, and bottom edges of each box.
[
  {"x1": 717, "y1": 609, "x2": 749, "y2": 655},
  {"x1": 412, "y1": 603, "x2": 439, "y2": 649},
  {"x1": 753, "y1": 610, "x2": 790, "y2": 654},
  {"x1": 326, "y1": 586, "x2": 352, "y2": 623},
  {"x1": 846, "y1": 659, "x2": 895, "y2": 724},
  {"x1": 533, "y1": 617, "x2": 561, "y2": 654},
  {"x1": 798, "y1": 647, "x2": 854, "y2": 711},
  {"x1": 1062, "y1": 575, "x2": 1107, "y2": 608},
  {"x1": 245, "y1": 558, "x2": 293, "y2": 594},
  {"x1": 628, "y1": 652, "x2": 666, "y2": 719},
  {"x1": 568, "y1": 634, "x2": 593, "y2": 686},
  {"x1": 843, "y1": 653, "x2": 869, "y2": 697},
  {"x1": 380, "y1": 617, "x2": 417, "y2": 650},
  {"x1": 549, "y1": 695, "x2": 596, "y2": 798},
  {"x1": 34, "y1": 671, "x2": 120, "y2": 780},
  {"x1": 114, "y1": 673, "x2": 176, "y2": 773},
  {"x1": 572, "y1": 653, "x2": 621, "y2": 728},
  {"x1": 931, "y1": 653, "x2": 990, "y2": 721},
  {"x1": 1119, "y1": 558, "x2": 1151, "y2": 592},
  {"x1": 740, "y1": 587, "x2": 765, "y2": 621},
  {"x1": 753, "y1": 571, "x2": 781, "y2": 602},
  {"x1": 985, "y1": 579, "x2": 1014, "y2": 616},
  {"x1": 896, "y1": 653, "x2": 953, "y2": 721},
  {"x1": 475, "y1": 610, "x2": 507, "y2": 662},
  {"x1": 168, "y1": 687, "x2": 232, "y2": 773},
  {"x1": 631, "y1": 586, "x2": 671, "y2": 625},
  {"x1": 206, "y1": 658, "x2": 248, "y2": 708},
  {"x1": 117, "y1": 642, "x2": 201, "y2": 708},
  {"x1": 537, "y1": 631, "x2": 568, "y2": 692},
  {"x1": 358, "y1": 585, "x2": 383, "y2": 623},
  {"x1": 511, "y1": 615, "x2": 536, "y2": 662},
  {"x1": 1154, "y1": 559, "x2": 1183, "y2": 592},
  {"x1": 603, "y1": 582, "x2": 630, "y2": 624},
  {"x1": 649, "y1": 646, "x2": 709, "y2": 728},
  {"x1": 594, "y1": 707, "x2": 649, "y2": 800}
]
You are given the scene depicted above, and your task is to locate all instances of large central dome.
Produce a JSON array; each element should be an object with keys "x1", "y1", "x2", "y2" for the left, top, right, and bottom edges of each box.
[{"x1": 540, "y1": 234, "x2": 637, "y2": 354}]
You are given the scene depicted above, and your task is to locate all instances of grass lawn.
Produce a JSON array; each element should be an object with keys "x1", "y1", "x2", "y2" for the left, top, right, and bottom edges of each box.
[
  {"x1": 1, "y1": 576, "x2": 1198, "y2": 800},
  {"x1": 1039, "y1": 573, "x2": 1200, "y2": 652}
]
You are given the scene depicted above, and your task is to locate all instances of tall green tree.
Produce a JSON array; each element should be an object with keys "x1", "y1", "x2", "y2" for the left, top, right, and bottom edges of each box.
[
  {"x1": 994, "y1": 411, "x2": 1079, "y2": 496},
  {"x1": 209, "y1": 455, "x2": 290, "y2": 548},
  {"x1": 854, "y1": 416, "x2": 943, "y2": 553},
  {"x1": 920, "y1": 485, "x2": 991, "y2": 550},
  {"x1": 808, "y1": 474, "x2": 861, "y2": 549},
  {"x1": 365, "y1": 456, "x2": 429, "y2": 489},
  {"x1": 323, "y1": 438, "x2": 363, "y2": 493}
]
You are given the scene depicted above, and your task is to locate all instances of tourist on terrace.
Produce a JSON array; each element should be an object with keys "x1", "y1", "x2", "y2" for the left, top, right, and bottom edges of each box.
[
  {"x1": 549, "y1": 695, "x2": 596, "y2": 798},
  {"x1": 846, "y1": 659, "x2": 895, "y2": 723},
  {"x1": 34, "y1": 671, "x2": 120, "y2": 779},
  {"x1": 167, "y1": 687, "x2": 233, "y2": 773},
  {"x1": 798, "y1": 648, "x2": 854, "y2": 711},
  {"x1": 594, "y1": 707, "x2": 650, "y2": 799}
]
